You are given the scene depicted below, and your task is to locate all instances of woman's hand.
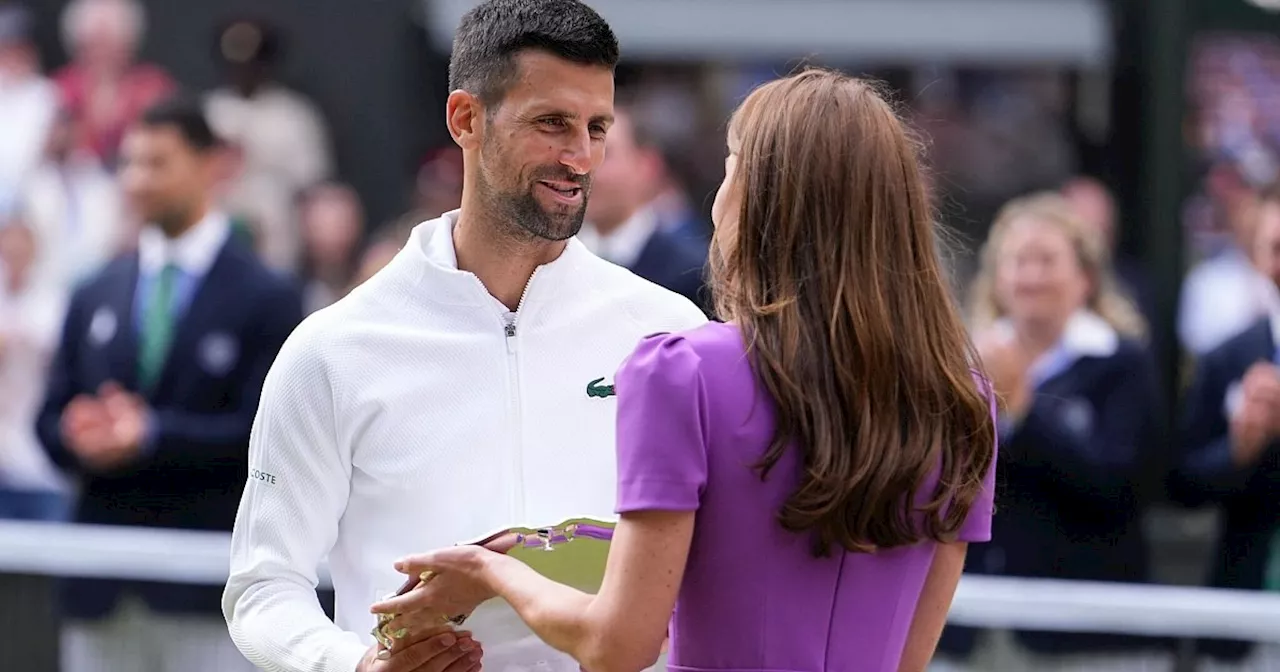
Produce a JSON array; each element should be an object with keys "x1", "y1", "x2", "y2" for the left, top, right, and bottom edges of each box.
[
  {"x1": 371, "y1": 538, "x2": 521, "y2": 647},
  {"x1": 975, "y1": 331, "x2": 1033, "y2": 419}
]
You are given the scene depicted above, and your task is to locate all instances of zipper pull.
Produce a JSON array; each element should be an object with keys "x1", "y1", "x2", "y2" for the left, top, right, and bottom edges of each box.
[{"x1": 503, "y1": 313, "x2": 517, "y2": 338}]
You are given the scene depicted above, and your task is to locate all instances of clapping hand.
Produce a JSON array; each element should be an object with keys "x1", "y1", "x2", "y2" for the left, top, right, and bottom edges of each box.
[
  {"x1": 60, "y1": 382, "x2": 150, "y2": 471},
  {"x1": 975, "y1": 330, "x2": 1034, "y2": 419},
  {"x1": 1229, "y1": 362, "x2": 1280, "y2": 467}
]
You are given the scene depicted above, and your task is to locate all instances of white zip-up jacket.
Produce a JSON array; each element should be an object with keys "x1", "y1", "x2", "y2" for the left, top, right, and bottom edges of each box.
[{"x1": 223, "y1": 211, "x2": 708, "y2": 672}]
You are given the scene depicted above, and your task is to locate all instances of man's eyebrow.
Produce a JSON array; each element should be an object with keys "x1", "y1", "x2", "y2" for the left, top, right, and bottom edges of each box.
[{"x1": 528, "y1": 110, "x2": 614, "y2": 126}]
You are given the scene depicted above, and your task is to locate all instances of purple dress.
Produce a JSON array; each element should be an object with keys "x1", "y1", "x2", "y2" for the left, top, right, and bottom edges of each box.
[{"x1": 614, "y1": 322, "x2": 997, "y2": 672}]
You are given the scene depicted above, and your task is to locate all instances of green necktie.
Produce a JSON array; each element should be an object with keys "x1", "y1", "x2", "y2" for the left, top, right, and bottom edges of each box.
[{"x1": 138, "y1": 263, "x2": 180, "y2": 391}]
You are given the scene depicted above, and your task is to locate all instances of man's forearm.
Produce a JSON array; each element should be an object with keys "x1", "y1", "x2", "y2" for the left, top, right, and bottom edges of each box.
[{"x1": 225, "y1": 578, "x2": 369, "y2": 672}]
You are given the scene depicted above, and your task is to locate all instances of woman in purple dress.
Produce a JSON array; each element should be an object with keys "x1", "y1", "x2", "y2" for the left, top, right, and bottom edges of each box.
[{"x1": 374, "y1": 69, "x2": 998, "y2": 672}]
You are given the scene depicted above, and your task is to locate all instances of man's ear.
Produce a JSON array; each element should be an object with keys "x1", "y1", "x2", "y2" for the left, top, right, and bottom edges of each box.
[{"x1": 446, "y1": 90, "x2": 484, "y2": 150}]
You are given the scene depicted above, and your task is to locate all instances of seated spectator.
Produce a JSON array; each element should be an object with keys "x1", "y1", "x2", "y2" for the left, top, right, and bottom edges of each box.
[
  {"x1": 205, "y1": 16, "x2": 334, "y2": 273},
  {"x1": 0, "y1": 219, "x2": 69, "y2": 521},
  {"x1": 936, "y1": 192, "x2": 1170, "y2": 672},
  {"x1": 1174, "y1": 183, "x2": 1280, "y2": 672},
  {"x1": 53, "y1": 0, "x2": 175, "y2": 167},
  {"x1": 18, "y1": 106, "x2": 126, "y2": 293},
  {"x1": 0, "y1": 4, "x2": 58, "y2": 210}
]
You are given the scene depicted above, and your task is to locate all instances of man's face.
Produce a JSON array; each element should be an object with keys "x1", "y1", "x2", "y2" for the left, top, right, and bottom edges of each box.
[
  {"x1": 0, "y1": 223, "x2": 35, "y2": 279},
  {"x1": 475, "y1": 50, "x2": 614, "y2": 242},
  {"x1": 119, "y1": 126, "x2": 212, "y2": 231},
  {"x1": 1255, "y1": 201, "x2": 1280, "y2": 290},
  {"x1": 585, "y1": 112, "x2": 653, "y2": 232}
]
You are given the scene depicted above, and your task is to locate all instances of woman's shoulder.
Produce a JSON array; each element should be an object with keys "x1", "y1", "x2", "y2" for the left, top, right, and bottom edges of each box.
[{"x1": 620, "y1": 322, "x2": 748, "y2": 390}]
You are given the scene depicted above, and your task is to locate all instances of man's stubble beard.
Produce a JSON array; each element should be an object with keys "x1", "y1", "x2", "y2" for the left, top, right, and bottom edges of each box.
[{"x1": 478, "y1": 142, "x2": 590, "y2": 243}]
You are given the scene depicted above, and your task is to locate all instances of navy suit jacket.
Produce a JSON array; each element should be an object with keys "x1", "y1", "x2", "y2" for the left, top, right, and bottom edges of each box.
[
  {"x1": 629, "y1": 228, "x2": 710, "y2": 314},
  {"x1": 939, "y1": 339, "x2": 1169, "y2": 657},
  {"x1": 1172, "y1": 318, "x2": 1280, "y2": 662},
  {"x1": 35, "y1": 237, "x2": 303, "y2": 619}
]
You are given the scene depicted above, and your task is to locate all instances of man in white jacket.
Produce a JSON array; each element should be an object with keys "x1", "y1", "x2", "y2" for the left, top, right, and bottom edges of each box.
[{"x1": 221, "y1": 1, "x2": 707, "y2": 672}]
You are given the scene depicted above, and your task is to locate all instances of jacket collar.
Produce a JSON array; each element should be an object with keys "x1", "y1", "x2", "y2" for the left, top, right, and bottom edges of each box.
[
  {"x1": 397, "y1": 209, "x2": 592, "y2": 313},
  {"x1": 137, "y1": 210, "x2": 230, "y2": 278},
  {"x1": 996, "y1": 310, "x2": 1120, "y2": 389}
]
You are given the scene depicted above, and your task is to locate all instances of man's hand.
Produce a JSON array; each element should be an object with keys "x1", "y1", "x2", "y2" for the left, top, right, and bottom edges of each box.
[
  {"x1": 1243, "y1": 362, "x2": 1280, "y2": 432},
  {"x1": 59, "y1": 382, "x2": 151, "y2": 471},
  {"x1": 98, "y1": 382, "x2": 148, "y2": 451},
  {"x1": 61, "y1": 394, "x2": 113, "y2": 461},
  {"x1": 356, "y1": 627, "x2": 482, "y2": 672},
  {"x1": 1230, "y1": 362, "x2": 1280, "y2": 467}
]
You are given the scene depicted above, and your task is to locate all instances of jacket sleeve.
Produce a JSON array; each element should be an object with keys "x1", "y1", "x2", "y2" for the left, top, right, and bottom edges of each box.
[
  {"x1": 141, "y1": 283, "x2": 304, "y2": 471},
  {"x1": 1004, "y1": 347, "x2": 1161, "y2": 503},
  {"x1": 34, "y1": 288, "x2": 86, "y2": 472},
  {"x1": 222, "y1": 315, "x2": 369, "y2": 672}
]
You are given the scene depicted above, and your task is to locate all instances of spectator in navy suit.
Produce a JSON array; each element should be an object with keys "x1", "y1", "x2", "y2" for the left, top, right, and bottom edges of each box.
[
  {"x1": 1174, "y1": 184, "x2": 1280, "y2": 672},
  {"x1": 34, "y1": 96, "x2": 302, "y2": 672},
  {"x1": 578, "y1": 107, "x2": 709, "y2": 311},
  {"x1": 932, "y1": 192, "x2": 1169, "y2": 672}
]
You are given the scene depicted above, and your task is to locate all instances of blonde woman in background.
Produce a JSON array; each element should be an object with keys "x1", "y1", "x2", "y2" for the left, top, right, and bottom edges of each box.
[{"x1": 932, "y1": 192, "x2": 1173, "y2": 672}]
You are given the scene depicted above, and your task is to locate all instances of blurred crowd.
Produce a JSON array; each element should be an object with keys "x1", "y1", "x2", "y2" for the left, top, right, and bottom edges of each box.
[{"x1": 0, "y1": 1, "x2": 1278, "y2": 672}]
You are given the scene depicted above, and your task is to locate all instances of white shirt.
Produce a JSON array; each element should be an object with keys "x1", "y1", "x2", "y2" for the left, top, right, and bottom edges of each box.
[
  {"x1": 995, "y1": 310, "x2": 1120, "y2": 390},
  {"x1": 138, "y1": 211, "x2": 231, "y2": 278},
  {"x1": 223, "y1": 211, "x2": 707, "y2": 672},
  {"x1": 1178, "y1": 247, "x2": 1275, "y2": 355},
  {"x1": 576, "y1": 208, "x2": 658, "y2": 269}
]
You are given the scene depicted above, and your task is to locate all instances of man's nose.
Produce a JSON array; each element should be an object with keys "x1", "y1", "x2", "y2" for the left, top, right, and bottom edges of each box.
[{"x1": 558, "y1": 126, "x2": 593, "y2": 176}]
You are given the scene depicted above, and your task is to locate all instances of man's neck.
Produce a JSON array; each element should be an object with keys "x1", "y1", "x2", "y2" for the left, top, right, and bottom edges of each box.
[
  {"x1": 158, "y1": 205, "x2": 210, "y2": 240},
  {"x1": 453, "y1": 207, "x2": 566, "y2": 311},
  {"x1": 4, "y1": 271, "x2": 26, "y2": 295}
]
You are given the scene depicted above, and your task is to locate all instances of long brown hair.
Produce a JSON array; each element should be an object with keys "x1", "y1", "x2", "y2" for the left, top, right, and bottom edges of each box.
[{"x1": 710, "y1": 69, "x2": 995, "y2": 556}]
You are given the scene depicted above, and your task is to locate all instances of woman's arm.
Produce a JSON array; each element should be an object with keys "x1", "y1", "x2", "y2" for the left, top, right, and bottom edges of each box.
[
  {"x1": 382, "y1": 509, "x2": 694, "y2": 672},
  {"x1": 377, "y1": 333, "x2": 708, "y2": 672},
  {"x1": 484, "y1": 510, "x2": 693, "y2": 672},
  {"x1": 897, "y1": 542, "x2": 968, "y2": 672}
]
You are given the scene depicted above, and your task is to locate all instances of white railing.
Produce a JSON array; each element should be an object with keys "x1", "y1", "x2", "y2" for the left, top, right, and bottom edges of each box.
[{"x1": 2, "y1": 521, "x2": 1278, "y2": 642}]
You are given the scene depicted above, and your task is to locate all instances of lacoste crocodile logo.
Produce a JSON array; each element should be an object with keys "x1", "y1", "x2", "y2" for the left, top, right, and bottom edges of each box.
[{"x1": 586, "y1": 377, "x2": 615, "y2": 399}]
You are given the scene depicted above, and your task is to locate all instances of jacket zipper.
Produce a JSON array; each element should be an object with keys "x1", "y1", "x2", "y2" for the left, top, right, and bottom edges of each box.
[{"x1": 503, "y1": 268, "x2": 540, "y2": 520}]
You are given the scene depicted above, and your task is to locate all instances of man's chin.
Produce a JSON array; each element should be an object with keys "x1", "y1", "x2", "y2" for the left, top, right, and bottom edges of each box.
[{"x1": 530, "y1": 210, "x2": 586, "y2": 242}]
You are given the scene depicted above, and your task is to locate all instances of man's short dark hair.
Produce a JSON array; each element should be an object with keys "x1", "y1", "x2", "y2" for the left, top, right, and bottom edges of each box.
[
  {"x1": 137, "y1": 95, "x2": 221, "y2": 152},
  {"x1": 448, "y1": 0, "x2": 619, "y2": 106}
]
